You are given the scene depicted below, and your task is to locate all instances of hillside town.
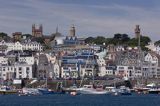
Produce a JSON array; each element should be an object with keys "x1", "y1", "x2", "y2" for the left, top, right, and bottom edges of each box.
[{"x1": 0, "y1": 24, "x2": 160, "y2": 88}]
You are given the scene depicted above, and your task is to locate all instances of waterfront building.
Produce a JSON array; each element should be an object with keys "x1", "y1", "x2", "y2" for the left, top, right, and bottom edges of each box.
[
  {"x1": 115, "y1": 65, "x2": 135, "y2": 79},
  {"x1": 0, "y1": 63, "x2": 33, "y2": 80},
  {"x1": 143, "y1": 52, "x2": 160, "y2": 78},
  {"x1": 97, "y1": 57, "x2": 107, "y2": 76},
  {"x1": 107, "y1": 47, "x2": 144, "y2": 79},
  {"x1": 98, "y1": 61, "x2": 116, "y2": 76},
  {"x1": 106, "y1": 66, "x2": 115, "y2": 76},
  {"x1": 60, "y1": 50, "x2": 96, "y2": 78}
]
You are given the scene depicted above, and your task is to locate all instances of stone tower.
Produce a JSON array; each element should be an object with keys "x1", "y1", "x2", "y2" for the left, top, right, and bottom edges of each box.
[
  {"x1": 69, "y1": 24, "x2": 76, "y2": 37},
  {"x1": 32, "y1": 24, "x2": 43, "y2": 37},
  {"x1": 135, "y1": 25, "x2": 141, "y2": 38}
]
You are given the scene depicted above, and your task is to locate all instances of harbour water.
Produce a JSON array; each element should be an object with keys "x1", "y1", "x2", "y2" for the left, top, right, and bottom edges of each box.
[{"x1": 0, "y1": 94, "x2": 160, "y2": 106}]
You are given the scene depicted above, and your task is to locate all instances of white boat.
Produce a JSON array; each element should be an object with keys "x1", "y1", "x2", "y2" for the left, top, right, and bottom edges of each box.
[
  {"x1": 0, "y1": 86, "x2": 11, "y2": 92},
  {"x1": 105, "y1": 86, "x2": 120, "y2": 95},
  {"x1": 119, "y1": 86, "x2": 131, "y2": 95},
  {"x1": 105, "y1": 87, "x2": 117, "y2": 93},
  {"x1": 21, "y1": 88, "x2": 40, "y2": 95},
  {"x1": 0, "y1": 86, "x2": 17, "y2": 94},
  {"x1": 63, "y1": 84, "x2": 79, "y2": 91},
  {"x1": 78, "y1": 85, "x2": 107, "y2": 94}
]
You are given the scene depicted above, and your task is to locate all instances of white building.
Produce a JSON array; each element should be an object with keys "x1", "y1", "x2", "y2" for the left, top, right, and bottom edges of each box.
[
  {"x1": 7, "y1": 42, "x2": 23, "y2": 52},
  {"x1": 61, "y1": 67, "x2": 79, "y2": 79},
  {"x1": 97, "y1": 57, "x2": 107, "y2": 76},
  {"x1": 106, "y1": 66, "x2": 115, "y2": 76},
  {"x1": 53, "y1": 62, "x2": 60, "y2": 78},
  {"x1": 97, "y1": 56, "x2": 115, "y2": 76},
  {"x1": 0, "y1": 63, "x2": 33, "y2": 80},
  {"x1": 0, "y1": 40, "x2": 43, "y2": 53},
  {"x1": 146, "y1": 42, "x2": 160, "y2": 55},
  {"x1": 143, "y1": 52, "x2": 160, "y2": 78},
  {"x1": 0, "y1": 56, "x2": 8, "y2": 65},
  {"x1": 19, "y1": 56, "x2": 35, "y2": 65},
  {"x1": 116, "y1": 65, "x2": 135, "y2": 79},
  {"x1": 134, "y1": 67, "x2": 142, "y2": 78},
  {"x1": 45, "y1": 53, "x2": 56, "y2": 64},
  {"x1": 22, "y1": 41, "x2": 43, "y2": 51}
]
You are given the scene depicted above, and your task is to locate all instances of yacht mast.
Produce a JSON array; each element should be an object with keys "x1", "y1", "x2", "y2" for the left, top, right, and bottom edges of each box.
[{"x1": 79, "y1": 46, "x2": 92, "y2": 87}]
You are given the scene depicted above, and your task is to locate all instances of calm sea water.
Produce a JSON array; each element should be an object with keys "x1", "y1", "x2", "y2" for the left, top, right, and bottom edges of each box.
[{"x1": 0, "y1": 94, "x2": 160, "y2": 106}]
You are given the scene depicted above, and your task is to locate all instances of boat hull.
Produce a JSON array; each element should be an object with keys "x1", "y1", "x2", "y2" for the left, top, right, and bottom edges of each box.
[{"x1": 78, "y1": 89, "x2": 107, "y2": 94}]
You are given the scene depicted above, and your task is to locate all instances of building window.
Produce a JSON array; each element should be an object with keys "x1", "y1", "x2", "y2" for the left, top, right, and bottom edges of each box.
[
  {"x1": 26, "y1": 67, "x2": 30, "y2": 71},
  {"x1": 119, "y1": 67, "x2": 124, "y2": 69},
  {"x1": 19, "y1": 71, "x2": 22, "y2": 74},
  {"x1": 19, "y1": 67, "x2": 22, "y2": 71}
]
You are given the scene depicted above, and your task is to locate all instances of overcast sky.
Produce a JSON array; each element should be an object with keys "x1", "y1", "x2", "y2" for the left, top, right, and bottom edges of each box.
[{"x1": 0, "y1": 0, "x2": 160, "y2": 41}]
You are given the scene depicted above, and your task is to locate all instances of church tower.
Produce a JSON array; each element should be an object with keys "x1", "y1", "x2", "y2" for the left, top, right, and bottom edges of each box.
[
  {"x1": 32, "y1": 24, "x2": 43, "y2": 37},
  {"x1": 69, "y1": 24, "x2": 76, "y2": 37},
  {"x1": 135, "y1": 25, "x2": 141, "y2": 38}
]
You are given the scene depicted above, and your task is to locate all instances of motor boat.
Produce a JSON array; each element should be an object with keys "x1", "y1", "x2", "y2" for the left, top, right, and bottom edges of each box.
[
  {"x1": 119, "y1": 86, "x2": 131, "y2": 95},
  {"x1": 78, "y1": 85, "x2": 107, "y2": 94},
  {"x1": 21, "y1": 88, "x2": 40, "y2": 95}
]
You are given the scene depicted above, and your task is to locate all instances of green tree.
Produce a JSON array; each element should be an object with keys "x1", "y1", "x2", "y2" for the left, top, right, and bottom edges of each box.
[
  {"x1": 94, "y1": 36, "x2": 106, "y2": 45},
  {"x1": 85, "y1": 37, "x2": 95, "y2": 44},
  {"x1": 128, "y1": 38, "x2": 138, "y2": 47},
  {"x1": 141, "y1": 36, "x2": 151, "y2": 45},
  {"x1": 0, "y1": 32, "x2": 11, "y2": 41},
  {"x1": 113, "y1": 33, "x2": 130, "y2": 45},
  {"x1": 155, "y1": 40, "x2": 160, "y2": 45},
  {"x1": 0, "y1": 32, "x2": 7, "y2": 38},
  {"x1": 33, "y1": 37, "x2": 45, "y2": 44},
  {"x1": 128, "y1": 36, "x2": 151, "y2": 51}
]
